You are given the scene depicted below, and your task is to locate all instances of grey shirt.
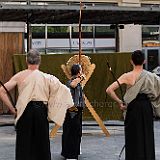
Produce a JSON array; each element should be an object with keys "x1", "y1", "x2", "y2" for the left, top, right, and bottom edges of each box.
[{"x1": 67, "y1": 77, "x2": 85, "y2": 109}]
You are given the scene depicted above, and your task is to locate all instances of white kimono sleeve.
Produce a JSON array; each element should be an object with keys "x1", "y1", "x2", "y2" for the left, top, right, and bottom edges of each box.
[{"x1": 47, "y1": 76, "x2": 74, "y2": 126}]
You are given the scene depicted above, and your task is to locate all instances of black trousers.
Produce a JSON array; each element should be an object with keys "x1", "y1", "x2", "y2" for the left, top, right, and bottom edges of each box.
[
  {"x1": 61, "y1": 109, "x2": 82, "y2": 159},
  {"x1": 16, "y1": 101, "x2": 51, "y2": 160},
  {"x1": 125, "y1": 94, "x2": 155, "y2": 160}
]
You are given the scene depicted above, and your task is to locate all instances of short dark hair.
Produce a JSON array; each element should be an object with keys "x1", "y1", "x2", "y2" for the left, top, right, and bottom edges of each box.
[
  {"x1": 131, "y1": 50, "x2": 145, "y2": 65},
  {"x1": 71, "y1": 64, "x2": 81, "y2": 76},
  {"x1": 26, "y1": 49, "x2": 41, "y2": 65}
]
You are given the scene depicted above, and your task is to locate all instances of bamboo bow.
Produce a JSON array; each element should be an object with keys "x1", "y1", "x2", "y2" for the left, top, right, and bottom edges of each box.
[
  {"x1": 106, "y1": 59, "x2": 125, "y2": 103},
  {"x1": 78, "y1": 0, "x2": 83, "y2": 64}
]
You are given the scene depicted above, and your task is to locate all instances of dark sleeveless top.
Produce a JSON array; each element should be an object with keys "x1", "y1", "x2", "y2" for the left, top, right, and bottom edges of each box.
[{"x1": 66, "y1": 77, "x2": 85, "y2": 108}]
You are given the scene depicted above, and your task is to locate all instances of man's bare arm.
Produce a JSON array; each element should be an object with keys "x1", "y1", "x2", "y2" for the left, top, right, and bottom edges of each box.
[
  {"x1": 106, "y1": 73, "x2": 127, "y2": 109},
  {"x1": 70, "y1": 77, "x2": 81, "y2": 88},
  {"x1": 106, "y1": 81, "x2": 122, "y2": 103},
  {"x1": 0, "y1": 77, "x2": 17, "y2": 115}
]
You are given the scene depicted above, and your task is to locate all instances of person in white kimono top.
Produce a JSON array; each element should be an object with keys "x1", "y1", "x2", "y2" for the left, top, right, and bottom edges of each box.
[
  {"x1": 0, "y1": 49, "x2": 74, "y2": 160},
  {"x1": 106, "y1": 50, "x2": 157, "y2": 160}
]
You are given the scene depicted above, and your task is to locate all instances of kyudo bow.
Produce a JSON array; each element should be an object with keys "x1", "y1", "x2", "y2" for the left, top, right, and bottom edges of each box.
[{"x1": 106, "y1": 59, "x2": 125, "y2": 160}]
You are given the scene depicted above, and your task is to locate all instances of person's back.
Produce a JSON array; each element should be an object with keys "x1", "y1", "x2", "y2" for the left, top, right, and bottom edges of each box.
[
  {"x1": 106, "y1": 50, "x2": 155, "y2": 160},
  {"x1": 0, "y1": 49, "x2": 74, "y2": 160},
  {"x1": 15, "y1": 70, "x2": 49, "y2": 97},
  {"x1": 116, "y1": 50, "x2": 145, "y2": 89},
  {"x1": 15, "y1": 70, "x2": 50, "y2": 122}
]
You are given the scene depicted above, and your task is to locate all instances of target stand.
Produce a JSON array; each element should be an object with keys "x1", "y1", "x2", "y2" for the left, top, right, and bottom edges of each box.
[{"x1": 50, "y1": 55, "x2": 110, "y2": 138}]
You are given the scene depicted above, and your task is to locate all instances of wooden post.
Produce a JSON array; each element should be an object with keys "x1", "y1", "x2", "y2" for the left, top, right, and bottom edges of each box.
[{"x1": 27, "y1": 0, "x2": 32, "y2": 52}]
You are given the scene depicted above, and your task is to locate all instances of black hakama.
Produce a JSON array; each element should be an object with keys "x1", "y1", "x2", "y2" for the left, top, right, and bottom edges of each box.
[
  {"x1": 61, "y1": 109, "x2": 82, "y2": 159},
  {"x1": 16, "y1": 101, "x2": 51, "y2": 160},
  {"x1": 125, "y1": 94, "x2": 155, "y2": 160}
]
